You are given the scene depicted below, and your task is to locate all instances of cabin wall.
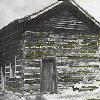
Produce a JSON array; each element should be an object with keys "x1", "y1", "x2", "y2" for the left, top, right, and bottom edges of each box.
[
  {"x1": 19, "y1": 6, "x2": 100, "y2": 93},
  {"x1": 22, "y1": 30, "x2": 99, "y2": 93}
]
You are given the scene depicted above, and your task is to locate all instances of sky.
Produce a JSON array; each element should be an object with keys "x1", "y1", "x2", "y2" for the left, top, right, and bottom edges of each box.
[
  {"x1": 0, "y1": 0, "x2": 57, "y2": 29},
  {"x1": 0, "y1": 0, "x2": 100, "y2": 29}
]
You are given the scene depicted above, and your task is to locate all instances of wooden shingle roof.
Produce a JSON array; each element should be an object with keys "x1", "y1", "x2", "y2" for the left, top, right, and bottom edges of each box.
[{"x1": 0, "y1": 0, "x2": 100, "y2": 35}]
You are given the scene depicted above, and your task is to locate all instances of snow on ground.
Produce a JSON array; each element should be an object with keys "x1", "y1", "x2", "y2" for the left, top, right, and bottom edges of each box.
[
  {"x1": 1, "y1": 81, "x2": 100, "y2": 100},
  {"x1": 1, "y1": 86, "x2": 100, "y2": 100}
]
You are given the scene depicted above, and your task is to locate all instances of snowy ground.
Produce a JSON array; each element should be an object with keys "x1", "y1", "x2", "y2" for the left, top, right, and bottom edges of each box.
[{"x1": 1, "y1": 87, "x2": 100, "y2": 100}]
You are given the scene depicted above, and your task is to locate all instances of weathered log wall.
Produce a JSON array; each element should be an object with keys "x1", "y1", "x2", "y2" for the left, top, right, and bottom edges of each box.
[{"x1": 0, "y1": 1, "x2": 99, "y2": 93}]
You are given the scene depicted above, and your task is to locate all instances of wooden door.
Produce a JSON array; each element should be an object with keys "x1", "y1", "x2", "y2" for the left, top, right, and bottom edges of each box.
[{"x1": 40, "y1": 58, "x2": 57, "y2": 94}]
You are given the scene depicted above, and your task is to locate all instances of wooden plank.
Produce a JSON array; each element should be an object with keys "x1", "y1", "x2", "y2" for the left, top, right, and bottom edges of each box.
[{"x1": 40, "y1": 58, "x2": 57, "y2": 94}]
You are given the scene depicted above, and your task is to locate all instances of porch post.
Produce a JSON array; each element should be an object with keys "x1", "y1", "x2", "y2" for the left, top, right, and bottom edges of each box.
[
  {"x1": 1, "y1": 67, "x2": 5, "y2": 90},
  {"x1": 14, "y1": 56, "x2": 17, "y2": 77},
  {"x1": 9, "y1": 63, "x2": 13, "y2": 77}
]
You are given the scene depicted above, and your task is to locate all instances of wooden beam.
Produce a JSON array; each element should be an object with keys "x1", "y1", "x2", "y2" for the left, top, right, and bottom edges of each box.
[{"x1": 1, "y1": 67, "x2": 5, "y2": 90}]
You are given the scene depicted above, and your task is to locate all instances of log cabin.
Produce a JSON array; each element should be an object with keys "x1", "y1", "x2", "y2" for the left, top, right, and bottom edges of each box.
[{"x1": 0, "y1": 0, "x2": 100, "y2": 94}]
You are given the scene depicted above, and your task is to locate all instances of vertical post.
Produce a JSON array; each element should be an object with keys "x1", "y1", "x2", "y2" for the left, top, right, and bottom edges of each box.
[
  {"x1": 98, "y1": 46, "x2": 100, "y2": 68},
  {"x1": 15, "y1": 56, "x2": 17, "y2": 77},
  {"x1": 20, "y1": 39, "x2": 25, "y2": 95},
  {"x1": 20, "y1": 63, "x2": 24, "y2": 95},
  {"x1": 1, "y1": 67, "x2": 5, "y2": 90},
  {"x1": 53, "y1": 59, "x2": 57, "y2": 93},
  {"x1": 5, "y1": 65, "x2": 6, "y2": 90},
  {"x1": 9, "y1": 63, "x2": 13, "y2": 78}
]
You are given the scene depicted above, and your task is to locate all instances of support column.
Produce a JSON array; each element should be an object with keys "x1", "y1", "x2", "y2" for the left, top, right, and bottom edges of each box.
[
  {"x1": 14, "y1": 56, "x2": 17, "y2": 77},
  {"x1": 5, "y1": 65, "x2": 6, "y2": 90},
  {"x1": 9, "y1": 63, "x2": 13, "y2": 78},
  {"x1": 1, "y1": 67, "x2": 5, "y2": 90}
]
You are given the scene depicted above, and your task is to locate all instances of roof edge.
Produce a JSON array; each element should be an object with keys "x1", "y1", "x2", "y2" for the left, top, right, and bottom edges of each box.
[
  {"x1": 70, "y1": 0, "x2": 100, "y2": 28},
  {"x1": 0, "y1": 1, "x2": 63, "y2": 31},
  {"x1": 18, "y1": 1, "x2": 63, "y2": 23}
]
